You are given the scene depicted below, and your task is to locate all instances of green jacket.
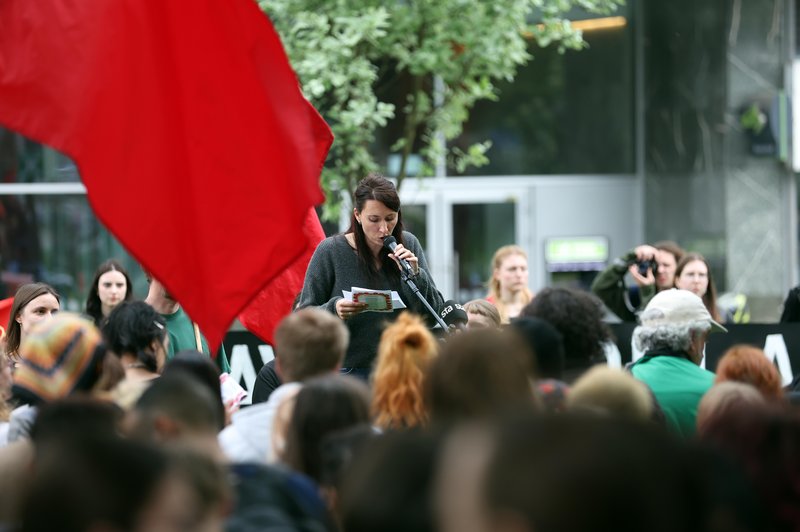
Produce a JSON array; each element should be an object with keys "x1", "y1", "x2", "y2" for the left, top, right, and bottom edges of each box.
[
  {"x1": 591, "y1": 250, "x2": 657, "y2": 322},
  {"x1": 161, "y1": 307, "x2": 231, "y2": 373}
]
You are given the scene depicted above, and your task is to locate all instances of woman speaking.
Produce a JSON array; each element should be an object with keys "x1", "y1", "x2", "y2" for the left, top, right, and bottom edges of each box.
[{"x1": 297, "y1": 174, "x2": 443, "y2": 380}]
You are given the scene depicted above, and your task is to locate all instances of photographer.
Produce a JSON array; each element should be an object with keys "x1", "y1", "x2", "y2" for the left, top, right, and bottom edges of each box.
[{"x1": 591, "y1": 241, "x2": 684, "y2": 321}]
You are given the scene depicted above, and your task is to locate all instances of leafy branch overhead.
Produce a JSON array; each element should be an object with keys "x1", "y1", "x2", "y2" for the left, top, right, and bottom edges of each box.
[{"x1": 260, "y1": 0, "x2": 624, "y2": 220}]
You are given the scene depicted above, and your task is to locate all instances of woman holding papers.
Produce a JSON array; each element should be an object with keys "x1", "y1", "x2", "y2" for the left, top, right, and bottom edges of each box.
[{"x1": 297, "y1": 174, "x2": 444, "y2": 381}]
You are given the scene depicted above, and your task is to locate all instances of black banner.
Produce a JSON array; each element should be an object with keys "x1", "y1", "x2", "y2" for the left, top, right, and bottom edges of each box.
[{"x1": 224, "y1": 325, "x2": 800, "y2": 401}]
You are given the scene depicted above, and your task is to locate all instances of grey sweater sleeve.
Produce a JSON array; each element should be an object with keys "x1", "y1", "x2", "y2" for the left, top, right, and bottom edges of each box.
[{"x1": 296, "y1": 237, "x2": 341, "y2": 315}]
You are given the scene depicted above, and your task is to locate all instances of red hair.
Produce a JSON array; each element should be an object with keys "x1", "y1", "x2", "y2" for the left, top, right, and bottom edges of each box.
[
  {"x1": 714, "y1": 345, "x2": 784, "y2": 402},
  {"x1": 371, "y1": 312, "x2": 438, "y2": 429}
]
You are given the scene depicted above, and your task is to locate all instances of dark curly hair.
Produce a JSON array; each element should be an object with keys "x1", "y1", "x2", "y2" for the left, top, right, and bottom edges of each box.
[
  {"x1": 520, "y1": 288, "x2": 612, "y2": 369},
  {"x1": 102, "y1": 301, "x2": 166, "y2": 373}
]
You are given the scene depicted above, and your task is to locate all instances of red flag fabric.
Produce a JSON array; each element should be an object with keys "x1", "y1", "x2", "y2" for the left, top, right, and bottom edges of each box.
[
  {"x1": 238, "y1": 208, "x2": 325, "y2": 344},
  {"x1": 0, "y1": 0, "x2": 333, "y2": 350},
  {"x1": 0, "y1": 297, "x2": 13, "y2": 342}
]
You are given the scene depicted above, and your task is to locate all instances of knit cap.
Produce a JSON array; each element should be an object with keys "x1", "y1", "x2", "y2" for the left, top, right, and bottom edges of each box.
[{"x1": 12, "y1": 313, "x2": 105, "y2": 404}]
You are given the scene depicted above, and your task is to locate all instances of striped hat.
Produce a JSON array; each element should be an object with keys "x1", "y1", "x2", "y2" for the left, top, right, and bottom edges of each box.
[{"x1": 12, "y1": 313, "x2": 105, "y2": 404}]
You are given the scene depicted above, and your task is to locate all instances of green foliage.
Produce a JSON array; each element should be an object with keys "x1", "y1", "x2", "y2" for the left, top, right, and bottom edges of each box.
[{"x1": 260, "y1": 0, "x2": 623, "y2": 220}]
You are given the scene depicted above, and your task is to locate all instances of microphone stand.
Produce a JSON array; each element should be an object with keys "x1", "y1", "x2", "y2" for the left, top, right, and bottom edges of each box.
[{"x1": 400, "y1": 269, "x2": 451, "y2": 333}]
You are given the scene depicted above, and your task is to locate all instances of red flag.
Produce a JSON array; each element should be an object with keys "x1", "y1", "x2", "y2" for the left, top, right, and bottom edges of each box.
[
  {"x1": 238, "y1": 208, "x2": 325, "y2": 344},
  {"x1": 0, "y1": 297, "x2": 13, "y2": 342},
  {"x1": 0, "y1": 0, "x2": 333, "y2": 349}
]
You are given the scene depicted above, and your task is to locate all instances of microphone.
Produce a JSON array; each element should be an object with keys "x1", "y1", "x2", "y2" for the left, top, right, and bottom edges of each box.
[
  {"x1": 439, "y1": 300, "x2": 468, "y2": 331},
  {"x1": 382, "y1": 236, "x2": 416, "y2": 276}
]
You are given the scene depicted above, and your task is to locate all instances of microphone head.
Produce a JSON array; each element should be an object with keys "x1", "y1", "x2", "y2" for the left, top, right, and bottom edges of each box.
[
  {"x1": 440, "y1": 300, "x2": 468, "y2": 327},
  {"x1": 382, "y1": 235, "x2": 397, "y2": 250}
]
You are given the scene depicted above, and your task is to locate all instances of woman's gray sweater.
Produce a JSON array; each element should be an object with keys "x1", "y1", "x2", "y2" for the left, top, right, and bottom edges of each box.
[{"x1": 297, "y1": 231, "x2": 444, "y2": 369}]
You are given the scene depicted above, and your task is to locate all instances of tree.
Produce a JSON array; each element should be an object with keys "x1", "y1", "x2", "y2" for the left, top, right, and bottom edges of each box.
[{"x1": 260, "y1": 0, "x2": 623, "y2": 220}]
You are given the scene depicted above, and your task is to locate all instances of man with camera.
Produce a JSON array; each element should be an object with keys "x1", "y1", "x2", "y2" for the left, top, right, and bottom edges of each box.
[{"x1": 591, "y1": 241, "x2": 684, "y2": 321}]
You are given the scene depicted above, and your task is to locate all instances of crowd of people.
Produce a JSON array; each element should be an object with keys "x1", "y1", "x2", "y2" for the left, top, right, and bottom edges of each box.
[{"x1": 0, "y1": 174, "x2": 799, "y2": 531}]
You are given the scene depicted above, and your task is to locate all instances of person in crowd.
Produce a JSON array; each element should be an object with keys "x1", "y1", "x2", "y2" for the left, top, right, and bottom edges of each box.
[
  {"x1": 565, "y1": 365, "x2": 654, "y2": 421},
  {"x1": 297, "y1": 174, "x2": 443, "y2": 381},
  {"x1": 438, "y1": 414, "x2": 761, "y2": 532},
  {"x1": 673, "y1": 252, "x2": 726, "y2": 323},
  {"x1": 714, "y1": 344, "x2": 784, "y2": 403},
  {"x1": 318, "y1": 425, "x2": 376, "y2": 528},
  {"x1": 340, "y1": 429, "x2": 441, "y2": 532},
  {"x1": 281, "y1": 375, "x2": 371, "y2": 485},
  {"x1": 695, "y1": 381, "x2": 770, "y2": 435},
  {"x1": 144, "y1": 273, "x2": 230, "y2": 373},
  {"x1": 4, "y1": 282, "x2": 60, "y2": 361},
  {"x1": 220, "y1": 308, "x2": 349, "y2": 463},
  {"x1": 629, "y1": 289, "x2": 726, "y2": 437},
  {"x1": 508, "y1": 316, "x2": 569, "y2": 412},
  {"x1": 486, "y1": 245, "x2": 532, "y2": 324},
  {"x1": 519, "y1": 287, "x2": 611, "y2": 383},
  {"x1": 372, "y1": 312, "x2": 438, "y2": 430},
  {"x1": 486, "y1": 245, "x2": 533, "y2": 323},
  {"x1": 8, "y1": 313, "x2": 123, "y2": 442},
  {"x1": 698, "y1": 404, "x2": 800, "y2": 531},
  {"x1": 23, "y1": 397, "x2": 225, "y2": 532},
  {"x1": 84, "y1": 258, "x2": 133, "y2": 328},
  {"x1": 463, "y1": 299, "x2": 501, "y2": 329},
  {"x1": 161, "y1": 350, "x2": 226, "y2": 430},
  {"x1": 128, "y1": 373, "x2": 332, "y2": 531},
  {"x1": 591, "y1": 241, "x2": 684, "y2": 321},
  {"x1": 104, "y1": 301, "x2": 168, "y2": 379},
  {"x1": 425, "y1": 328, "x2": 535, "y2": 424},
  {"x1": 102, "y1": 301, "x2": 169, "y2": 408}
]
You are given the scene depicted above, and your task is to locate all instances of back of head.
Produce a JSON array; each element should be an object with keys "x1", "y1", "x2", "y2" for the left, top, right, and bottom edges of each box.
[
  {"x1": 696, "y1": 381, "x2": 769, "y2": 436},
  {"x1": 284, "y1": 374, "x2": 371, "y2": 482},
  {"x1": 274, "y1": 308, "x2": 349, "y2": 382},
  {"x1": 21, "y1": 436, "x2": 169, "y2": 532},
  {"x1": 566, "y1": 365, "x2": 654, "y2": 421},
  {"x1": 520, "y1": 287, "x2": 610, "y2": 372},
  {"x1": 31, "y1": 397, "x2": 123, "y2": 452},
  {"x1": 341, "y1": 429, "x2": 441, "y2": 532},
  {"x1": 484, "y1": 414, "x2": 695, "y2": 532},
  {"x1": 426, "y1": 328, "x2": 534, "y2": 424},
  {"x1": 714, "y1": 345, "x2": 783, "y2": 402},
  {"x1": 463, "y1": 299, "x2": 501, "y2": 329},
  {"x1": 372, "y1": 312, "x2": 438, "y2": 429},
  {"x1": 103, "y1": 300, "x2": 167, "y2": 373},
  {"x1": 161, "y1": 349, "x2": 225, "y2": 429},
  {"x1": 12, "y1": 313, "x2": 113, "y2": 405},
  {"x1": 509, "y1": 316, "x2": 565, "y2": 380},
  {"x1": 131, "y1": 373, "x2": 224, "y2": 440}
]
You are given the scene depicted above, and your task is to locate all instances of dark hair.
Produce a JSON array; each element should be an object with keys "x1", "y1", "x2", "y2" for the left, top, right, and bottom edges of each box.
[
  {"x1": 674, "y1": 252, "x2": 721, "y2": 322},
  {"x1": 21, "y1": 437, "x2": 170, "y2": 532},
  {"x1": 509, "y1": 316, "x2": 566, "y2": 380},
  {"x1": 340, "y1": 430, "x2": 441, "y2": 532},
  {"x1": 520, "y1": 288, "x2": 611, "y2": 373},
  {"x1": 85, "y1": 259, "x2": 133, "y2": 327},
  {"x1": 348, "y1": 173, "x2": 405, "y2": 280},
  {"x1": 284, "y1": 375, "x2": 371, "y2": 482},
  {"x1": 161, "y1": 350, "x2": 225, "y2": 430},
  {"x1": 133, "y1": 373, "x2": 225, "y2": 435},
  {"x1": 5, "y1": 282, "x2": 60, "y2": 360},
  {"x1": 425, "y1": 328, "x2": 535, "y2": 424},
  {"x1": 102, "y1": 301, "x2": 167, "y2": 373},
  {"x1": 484, "y1": 415, "x2": 725, "y2": 532}
]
